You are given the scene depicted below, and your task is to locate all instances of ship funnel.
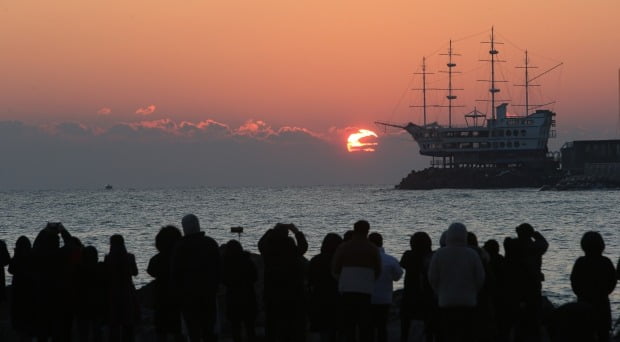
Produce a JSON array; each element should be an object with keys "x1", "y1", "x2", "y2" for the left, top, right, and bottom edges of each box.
[{"x1": 496, "y1": 103, "x2": 508, "y2": 120}]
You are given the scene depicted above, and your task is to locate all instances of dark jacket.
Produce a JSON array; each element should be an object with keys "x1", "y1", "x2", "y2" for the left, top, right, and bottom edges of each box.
[
  {"x1": 0, "y1": 240, "x2": 9, "y2": 302},
  {"x1": 148, "y1": 250, "x2": 182, "y2": 332},
  {"x1": 104, "y1": 252, "x2": 139, "y2": 326},
  {"x1": 9, "y1": 248, "x2": 35, "y2": 333},
  {"x1": 171, "y1": 232, "x2": 221, "y2": 301},
  {"x1": 258, "y1": 228, "x2": 308, "y2": 302},
  {"x1": 570, "y1": 254, "x2": 617, "y2": 331},
  {"x1": 400, "y1": 250, "x2": 434, "y2": 319},
  {"x1": 75, "y1": 260, "x2": 107, "y2": 319},
  {"x1": 222, "y1": 251, "x2": 258, "y2": 320},
  {"x1": 308, "y1": 252, "x2": 340, "y2": 329}
]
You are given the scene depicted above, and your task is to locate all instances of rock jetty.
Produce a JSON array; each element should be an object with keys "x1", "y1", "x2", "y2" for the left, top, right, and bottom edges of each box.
[{"x1": 397, "y1": 167, "x2": 560, "y2": 189}]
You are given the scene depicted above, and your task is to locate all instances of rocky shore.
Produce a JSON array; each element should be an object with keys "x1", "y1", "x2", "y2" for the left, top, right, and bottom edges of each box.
[
  {"x1": 397, "y1": 167, "x2": 560, "y2": 190},
  {"x1": 540, "y1": 175, "x2": 620, "y2": 191}
]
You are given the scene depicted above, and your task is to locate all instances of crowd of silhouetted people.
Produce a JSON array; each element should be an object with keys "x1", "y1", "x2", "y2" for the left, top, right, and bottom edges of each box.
[{"x1": 0, "y1": 216, "x2": 619, "y2": 342}]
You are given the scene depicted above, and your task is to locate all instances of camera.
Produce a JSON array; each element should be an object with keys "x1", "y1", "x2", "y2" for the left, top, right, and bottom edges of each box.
[{"x1": 230, "y1": 226, "x2": 244, "y2": 234}]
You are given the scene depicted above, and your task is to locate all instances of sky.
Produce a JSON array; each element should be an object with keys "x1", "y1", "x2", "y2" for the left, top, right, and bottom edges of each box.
[{"x1": 1, "y1": 1, "x2": 619, "y2": 189}]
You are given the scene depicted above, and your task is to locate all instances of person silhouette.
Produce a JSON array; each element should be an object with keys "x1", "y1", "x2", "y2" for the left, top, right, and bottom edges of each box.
[
  {"x1": 31, "y1": 222, "x2": 75, "y2": 341},
  {"x1": 222, "y1": 239, "x2": 258, "y2": 342},
  {"x1": 0, "y1": 239, "x2": 9, "y2": 304},
  {"x1": 105, "y1": 234, "x2": 139, "y2": 342},
  {"x1": 171, "y1": 214, "x2": 221, "y2": 342},
  {"x1": 368, "y1": 232, "x2": 402, "y2": 342},
  {"x1": 510, "y1": 223, "x2": 548, "y2": 342},
  {"x1": 482, "y1": 239, "x2": 509, "y2": 342},
  {"x1": 147, "y1": 225, "x2": 185, "y2": 342},
  {"x1": 9, "y1": 236, "x2": 35, "y2": 342},
  {"x1": 76, "y1": 245, "x2": 106, "y2": 342},
  {"x1": 428, "y1": 222, "x2": 485, "y2": 342},
  {"x1": 258, "y1": 223, "x2": 308, "y2": 342},
  {"x1": 332, "y1": 220, "x2": 381, "y2": 342},
  {"x1": 399, "y1": 232, "x2": 435, "y2": 342},
  {"x1": 570, "y1": 231, "x2": 617, "y2": 342},
  {"x1": 308, "y1": 233, "x2": 343, "y2": 342}
]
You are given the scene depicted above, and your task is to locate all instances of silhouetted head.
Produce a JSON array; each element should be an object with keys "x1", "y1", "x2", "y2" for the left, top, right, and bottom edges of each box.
[
  {"x1": 82, "y1": 245, "x2": 99, "y2": 265},
  {"x1": 109, "y1": 234, "x2": 127, "y2": 255},
  {"x1": 343, "y1": 230, "x2": 354, "y2": 241},
  {"x1": 446, "y1": 222, "x2": 467, "y2": 247},
  {"x1": 182, "y1": 214, "x2": 201, "y2": 235},
  {"x1": 224, "y1": 239, "x2": 243, "y2": 259},
  {"x1": 14, "y1": 236, "x2": 31, "y2": 257},
  {"x1": 320, "y1": 233, "x2": 343, "y2": 255},
  {"x1": 516, "y1": 223, "x2": 534, "y2": 239},
  {"x1": 439, "y1": 230, "x2": 447, "y2": 247},
  {"x1": 467, "y1": 232, "x2": 479, "y2": 248},
  {"x1": 353, "y1": 220, "x2": 370, "y2": 237},
  {"x1": 410, "y1": 232, "x2": 432, "y2": 254},
  {"x1": 504, "y1": 237, "x2": 517, "y2": 258},
  {"x1": 580, "y1": 231, "x2": 604, "y2": 256},
  {"x1": 483, "y1": 239, "x2": 500, "y2": 256},
  {"x1": 368, "y1": 232, "x2": 383, "y2": 248},
  {"x1": 156, "y1": 225, "x2": 183, "y2": 253}
]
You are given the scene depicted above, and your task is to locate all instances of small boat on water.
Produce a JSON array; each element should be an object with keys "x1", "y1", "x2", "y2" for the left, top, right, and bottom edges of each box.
[{"x1": 104, "y1": 184, "x2": 113, "y2": 190}]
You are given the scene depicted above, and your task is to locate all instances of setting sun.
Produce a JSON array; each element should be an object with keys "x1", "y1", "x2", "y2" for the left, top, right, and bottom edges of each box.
[{"x1": 347, "y1": 129, "x2": 378, "y2": 152}]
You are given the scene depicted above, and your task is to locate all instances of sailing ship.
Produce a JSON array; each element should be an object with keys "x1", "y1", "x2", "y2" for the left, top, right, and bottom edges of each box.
[{"x1": 377, "y1": 28, "x2": 562, "y2": 172}]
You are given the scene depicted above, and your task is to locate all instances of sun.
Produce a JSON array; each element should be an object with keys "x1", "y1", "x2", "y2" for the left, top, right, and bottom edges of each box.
[{"x1": 347, "y1": 129, "x2": 378, "y2": 152}]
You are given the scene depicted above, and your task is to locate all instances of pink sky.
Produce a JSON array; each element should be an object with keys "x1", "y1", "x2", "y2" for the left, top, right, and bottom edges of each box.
[{"x1": 1, "y1": 1, "x2": 619, "y2": 188}]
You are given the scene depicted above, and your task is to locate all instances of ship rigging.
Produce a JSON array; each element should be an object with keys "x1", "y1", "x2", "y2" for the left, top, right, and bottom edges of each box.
[{"x1": 376, "y1": 27, "x2": 562, "y2": 170}]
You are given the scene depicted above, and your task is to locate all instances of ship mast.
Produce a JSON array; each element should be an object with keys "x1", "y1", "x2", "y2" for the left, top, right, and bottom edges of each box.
[
  {"x1": 411, "y1": 57, "x2": 434, "y2": 126},
  {"x1": 439, "y1": 40, "x2": 463, "y2": 127},
  {"x1": 516, "y1": 50, "x2": 538, "y2": 116},
  {"x1": 489, "y1": 27, "x2": 499, "y2": 120},
  {"x1": 524, "y1": 50, "x2": 530, "y2": 114}
]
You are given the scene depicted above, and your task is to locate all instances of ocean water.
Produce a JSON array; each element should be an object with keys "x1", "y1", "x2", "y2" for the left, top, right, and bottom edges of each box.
[{"x1": 0, "y1": 185, "x2": 618, "y2": 313}]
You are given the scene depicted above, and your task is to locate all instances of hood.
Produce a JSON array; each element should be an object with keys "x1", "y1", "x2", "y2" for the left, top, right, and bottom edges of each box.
[{"x1": 445, "y1": 222, "x2": 468, "y2": 247}]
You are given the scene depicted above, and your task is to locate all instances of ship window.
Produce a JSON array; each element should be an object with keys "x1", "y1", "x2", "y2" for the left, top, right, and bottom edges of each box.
[
  {"x1": 473, "y1": 142, "x2": 479, "y2": 149},
  {"x1": 472, "y1": 131, "x2": 479, "y2": 137},
  {"x1": 513, "y1": 130, "x2": 518, "y2": 136},
  {"x1": 493, "y1": 142, "x2": 498, "y2": 148},
  {"x1": 498, "y1": 130, "x2": 504, "y2": 137},
  {"x1": 507, "y1": 141, "x2": 513, "y2": 148},
  {"x1": 506, "y1": 130, "x2": 511, "y2": 136},
  {"x1": 480, "y1": 142, "x2": 489, "y2": 148},
  {"x1": 460, "y1": 131, "x2": 469, "y2": 137},
  {"x1": 521, "y1": 130, "x2": 526, "y2": 136},
  {"x1": 515, "y1": 141, "x2": 520, "y2": 148},
  {"x1": 500, "y1": 142, "x2": 505, "y2": 148}
]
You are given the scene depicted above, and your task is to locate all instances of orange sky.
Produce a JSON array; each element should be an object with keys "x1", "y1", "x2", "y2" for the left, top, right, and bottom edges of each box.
[{"x1": 1, "y1": 0, "x2": 619, "y2": 142}]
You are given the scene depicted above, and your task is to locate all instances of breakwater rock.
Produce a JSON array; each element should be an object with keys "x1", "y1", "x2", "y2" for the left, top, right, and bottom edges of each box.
[
  {"x1": 541, "y1": 175, "x2": 620, "y2": 191},
  {"x1": 397, "y1": 167, "x2": 560, "y2": 189}
]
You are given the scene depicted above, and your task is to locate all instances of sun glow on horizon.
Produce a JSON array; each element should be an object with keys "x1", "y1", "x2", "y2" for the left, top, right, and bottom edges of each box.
[{"x1": 347, "y1": 129, "x2": 378, "y2": 152}]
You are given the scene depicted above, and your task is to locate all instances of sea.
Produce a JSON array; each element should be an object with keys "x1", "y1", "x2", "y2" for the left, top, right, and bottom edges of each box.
[{"x1": 0, "y1": 185, "x2": 618, "y2": 316}]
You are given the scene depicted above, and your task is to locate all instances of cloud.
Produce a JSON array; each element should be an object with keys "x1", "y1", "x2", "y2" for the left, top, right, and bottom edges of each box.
[
  {"x1": 97, "y1": 107, "x2": 112, "y2": 115},
  {"x1": 235, "y1": 120, "x2": 274, "y2": 139},
  {"x1": 0, "y1": 119, "x2": 424, "y2": 189},
  {"x1": 135, "y1": 105, "x2": 156, "y2": 116}
]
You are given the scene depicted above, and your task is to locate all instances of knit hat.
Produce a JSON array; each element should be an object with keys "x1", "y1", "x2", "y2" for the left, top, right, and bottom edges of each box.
[{"x1": 182, "y1": 214, "x2": 201, "y2": 235}]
